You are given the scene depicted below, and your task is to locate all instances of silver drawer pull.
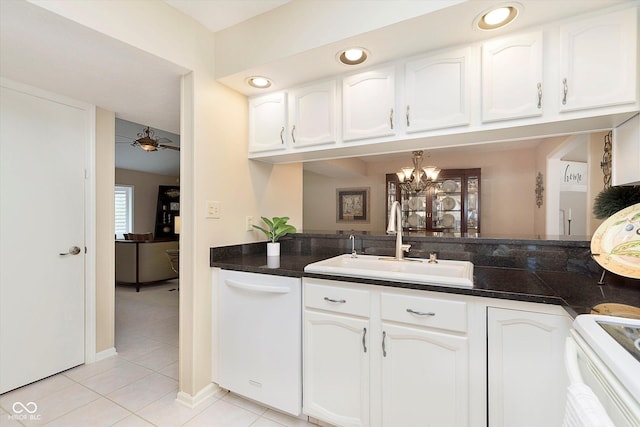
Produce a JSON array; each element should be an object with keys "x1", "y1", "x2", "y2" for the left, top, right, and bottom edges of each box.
[
  {"x1": 362, "y1": 328, "x2": 367, "y2": 353},
  {"x1": 324, "y1": 297, "x2": 346, "y2": 304},
  {"x1": 406, "y1": 308, "x2": 435, "y2": 316},
  {"x1": 382, "y1": 330, "x2": 387, "y2": 357}
]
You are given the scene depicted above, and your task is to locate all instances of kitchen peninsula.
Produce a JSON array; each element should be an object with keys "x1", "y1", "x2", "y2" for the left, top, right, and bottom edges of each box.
[
  {"x1": 211, "y1": 231, "x2": 640, "y2": 315},
  {"x1": 211, "y1": 231, "x2": 639, "y2": 426}
]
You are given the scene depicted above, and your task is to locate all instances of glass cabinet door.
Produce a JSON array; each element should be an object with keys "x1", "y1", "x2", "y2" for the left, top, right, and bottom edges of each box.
[
  {"x1": 432, "y1": 177, "x2": 462, "y2": 232},
  {"x1": 386, "y1": 169, "x2": 481, "y2": 234}
]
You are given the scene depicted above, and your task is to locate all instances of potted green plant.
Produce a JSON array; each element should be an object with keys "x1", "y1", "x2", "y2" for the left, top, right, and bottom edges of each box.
[{"x1": 252, "y1": 216, "x2": 297, "y2": 257}]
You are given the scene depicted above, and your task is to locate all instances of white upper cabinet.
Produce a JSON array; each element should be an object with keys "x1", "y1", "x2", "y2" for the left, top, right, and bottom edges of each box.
[
  {"x1": 288, "y1": 80, "x2": 337, "y2": 148},
  {"x1": 342, "y1": 65, "x2": 396, "y2": 141},
  {"x1": 248, "y1": 92, "x2": 287, "y2": 153},
  {"x1": 405, "y1": 47, "x2": 471, "y2": 132},
  {"x1": 482, "y1": 31, "x2": 544, "y2": 122},
  {"x1": 559, "y1": 8, "x2": 638, "y2": 112},
  {"x1": 613, "y1": 113, "x2": 640, "y2": 186}
]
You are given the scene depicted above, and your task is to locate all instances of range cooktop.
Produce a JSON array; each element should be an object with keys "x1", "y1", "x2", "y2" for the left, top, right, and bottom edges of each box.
[{"x1": 597, "y1": 320, "x2": 640, "y2": 362}]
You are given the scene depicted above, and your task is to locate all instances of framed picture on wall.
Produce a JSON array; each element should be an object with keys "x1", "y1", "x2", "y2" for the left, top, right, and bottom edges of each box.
[{"x1": 336, "y1": 187, "x2": 370, "y2": 223}]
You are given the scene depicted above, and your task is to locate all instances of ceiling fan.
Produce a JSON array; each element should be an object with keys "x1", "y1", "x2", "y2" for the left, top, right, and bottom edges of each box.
[{"x1": 127, "y1": 126, "x2": 180, "y2": 152}]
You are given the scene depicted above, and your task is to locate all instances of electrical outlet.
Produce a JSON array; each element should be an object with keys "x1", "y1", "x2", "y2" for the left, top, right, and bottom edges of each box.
[
  {"x1": 206, "y1": 201, "x2": 221, "y2": 219},
  {"x1": 246, "y1": 216, "x2": 254, "y2": 231}
]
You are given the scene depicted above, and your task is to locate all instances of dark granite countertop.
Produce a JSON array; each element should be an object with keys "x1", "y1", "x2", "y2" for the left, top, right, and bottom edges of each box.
[{"x1": 210, "y1": 237, "x2": 640, "y2": 317}]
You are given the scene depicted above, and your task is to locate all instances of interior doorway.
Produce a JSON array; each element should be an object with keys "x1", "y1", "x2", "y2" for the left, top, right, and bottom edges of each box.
[
  {"x1": 546, "y1": 134, "x2": 589, "y2": 236},
  {"x1": 114, "y1": 118, "x2": 181, "y2": 361}
]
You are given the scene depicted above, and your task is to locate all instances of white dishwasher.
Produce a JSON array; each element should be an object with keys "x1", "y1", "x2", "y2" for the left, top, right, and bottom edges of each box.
[{"x1": 216, "y1": 269, "x2": 302, "y2": 416}]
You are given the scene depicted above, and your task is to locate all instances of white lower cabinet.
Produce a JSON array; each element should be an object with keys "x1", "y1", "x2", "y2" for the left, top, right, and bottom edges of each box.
[
  {"x1": 303, "y1": 278, "x2": 481, "y2": 427},
  {"x1": 380, "y1": 323, "x2": 469, "y2": 427},
  {"x1": 304, "y1": 310, "x2": 370, "y2": 427},
  {"x1": 487, "y1": 306, "x2": 572, "y2": 427}
]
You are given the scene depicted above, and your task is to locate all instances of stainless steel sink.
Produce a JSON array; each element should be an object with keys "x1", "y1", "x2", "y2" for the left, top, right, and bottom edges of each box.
[{"x1": 304, "y1": 254, "x2": 473, "y2": 288}]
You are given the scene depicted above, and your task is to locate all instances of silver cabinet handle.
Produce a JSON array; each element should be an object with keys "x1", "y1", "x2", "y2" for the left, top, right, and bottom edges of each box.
[
  {"x1": 389, "y1": 108, "x2": 394, "y2": 129},
  {"x1": 362, "y1": 327, "x2": 367, "y2": 353},
  {"x1": 562, "y1": 78, "x2": 568, "y2": 105},
  {"x1": 406, "y1": 308, "x2": 436, "y2": 316},
  {"x1": 324, "y1": 297, "x2": 346, "y2": 304},
  {"x1": 279, "y1": 126, "x2": 285, "y2": 144},
  {"x1": 382, "y1": 330, "x2": 387, "y2": 357},
  {"x1": 291, "y1": 125, "x2": 296, "y2": 143},
  {"x1": 59, "y1": 246, "x2": 81, "y2": 256},
  {"x1": 406, "y1": 105, "x2": 410, "y2": 127},
  {"x1": 537, "y1": 82, "x2": 542, "y2": 109}
]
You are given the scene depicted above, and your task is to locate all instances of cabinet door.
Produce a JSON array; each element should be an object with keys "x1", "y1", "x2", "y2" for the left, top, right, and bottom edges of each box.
[
  {"x1": 381, "y1": 323, "x2": 469, "y2": 427},
  {"x1": 482, "y1": 31, "x2": 543, "y2": 122},
  {"x1": 405, "y1": 47, "x2": 471, "y2": 132},
  {"x1": 612, "y1": 113, "x2": 640, "y2": 186},
  {"x1": 303, "y1": 310, "x2": 370, "y2": 427},
  {"x1": 248, "y1": 92, "x2": 287, "y2": 153},
  {"x1": 487, "y1": 307, "x2": 571, "y2": 427},
  {"x1": 560, "y1": 8, "x2": 638, "y2": 112},
  {"x1": 288, "y1": 80, "x2": 337, "y2": 148},
  {"x1": 342, "y1": 66, "x2": 396, "y2": 141}
]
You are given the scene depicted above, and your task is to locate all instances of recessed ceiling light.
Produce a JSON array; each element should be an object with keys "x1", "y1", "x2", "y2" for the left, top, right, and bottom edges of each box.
[
  {"x1": 247, "y1": 76, "x2": 272, "y2": 89},
  {"x1": 475, "y1": 4, "x2": 520, "y2": 30},
  {"x1": 337, "y1": 47, "x2": 369, "y2": 65}
]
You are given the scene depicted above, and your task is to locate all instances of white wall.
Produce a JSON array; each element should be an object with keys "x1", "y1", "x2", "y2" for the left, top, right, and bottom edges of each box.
[
  {"x1": 96, "y1": 108, "x2": 115, "y2": 354},
  {"x1": 33, "y1": 0, "x2": 303, "y2": 399}
]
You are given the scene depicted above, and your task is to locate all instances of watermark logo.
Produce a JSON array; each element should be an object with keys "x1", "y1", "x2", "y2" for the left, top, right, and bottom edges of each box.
[{"x1": 8, "y1": 401, "x2": 41, "y2": 421}]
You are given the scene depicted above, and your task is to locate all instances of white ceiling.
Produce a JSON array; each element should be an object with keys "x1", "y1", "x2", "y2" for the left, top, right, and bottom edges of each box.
[
  {"x1": 165, "y1": 0, "x2": 292, "y2": 33},
  {"x1": 0, "y1": 0, "x2": 627, "y2": 176}
]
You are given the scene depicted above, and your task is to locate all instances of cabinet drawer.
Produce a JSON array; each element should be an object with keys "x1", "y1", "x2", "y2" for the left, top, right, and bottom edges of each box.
[
  {"x1": 304, "y1": 282, "x2": 370, "y2": 317},
  {"x1": 381, "y1": 292, "x2": 467, "y2": 333}
]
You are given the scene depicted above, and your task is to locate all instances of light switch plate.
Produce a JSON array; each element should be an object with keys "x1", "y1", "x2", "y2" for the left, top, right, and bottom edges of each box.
[{"x1": 206, "y1": 201, "x2": 221, "y2": 219}]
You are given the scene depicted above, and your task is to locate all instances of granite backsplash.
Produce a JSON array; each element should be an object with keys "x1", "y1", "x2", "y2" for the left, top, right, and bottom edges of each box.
[{"x1": 211, "y1": 231, "x2": 603, "y2": 276}]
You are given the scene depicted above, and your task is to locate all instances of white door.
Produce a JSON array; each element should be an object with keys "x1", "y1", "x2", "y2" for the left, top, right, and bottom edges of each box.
[{"x1": 0, "y1": 82, "x2": 87, "y2": 393}]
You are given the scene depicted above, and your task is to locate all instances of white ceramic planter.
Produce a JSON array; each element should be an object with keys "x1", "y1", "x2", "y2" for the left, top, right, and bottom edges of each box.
[{"x1": 267, "y1": 242, "x2": 280, "y2": 257}]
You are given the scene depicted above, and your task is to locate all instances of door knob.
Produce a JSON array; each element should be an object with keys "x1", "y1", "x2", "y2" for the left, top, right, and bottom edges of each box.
[{"x1": 59, "y1": 246, "x2": 81, "y2": 256}]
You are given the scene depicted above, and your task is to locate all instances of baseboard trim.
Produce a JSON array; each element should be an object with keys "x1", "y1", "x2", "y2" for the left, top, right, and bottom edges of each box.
[
  {"x1": 94, "y1": 347, "x2": 117, "y2": 362},
  {"x1": 176, "y1": 383, "x2": 221, "y2": 409}
]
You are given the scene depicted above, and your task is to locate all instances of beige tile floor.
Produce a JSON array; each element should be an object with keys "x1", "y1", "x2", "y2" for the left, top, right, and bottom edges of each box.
[{"x1": 0, "y1": 281, "x2": 318, "y2": 427}]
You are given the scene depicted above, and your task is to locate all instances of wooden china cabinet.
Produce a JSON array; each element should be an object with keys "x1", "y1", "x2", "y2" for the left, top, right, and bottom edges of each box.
[{"x1": 386, "y1": 169, "x2": 480, "y2": 235}]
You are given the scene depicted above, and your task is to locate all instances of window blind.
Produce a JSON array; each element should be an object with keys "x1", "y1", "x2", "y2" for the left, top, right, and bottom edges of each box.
[{"x1": 114, "y1": 185, "x2": 133, "y2": 239}]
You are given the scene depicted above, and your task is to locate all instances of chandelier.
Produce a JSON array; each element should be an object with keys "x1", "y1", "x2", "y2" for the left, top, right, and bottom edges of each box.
[{"x1": 396, "y1": 151, "x2": 440, "y2": 193}]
